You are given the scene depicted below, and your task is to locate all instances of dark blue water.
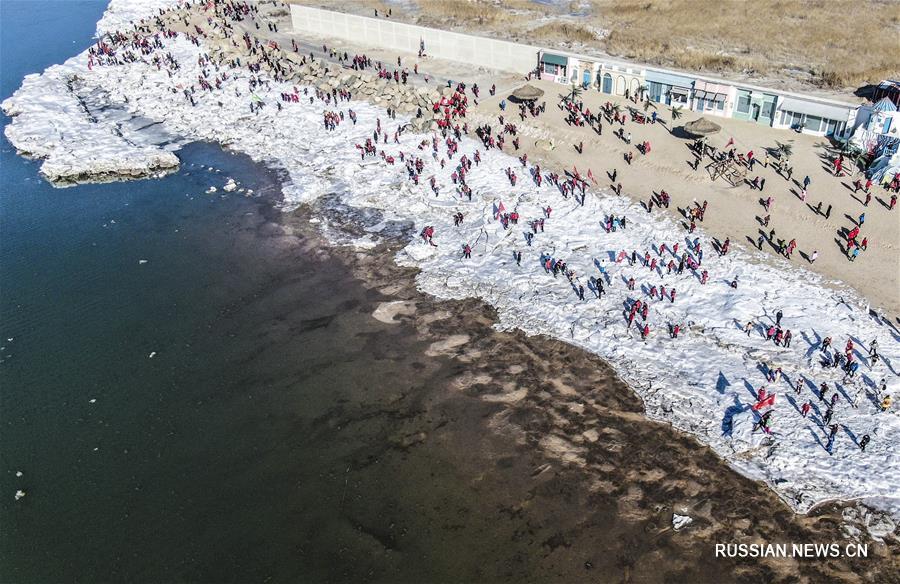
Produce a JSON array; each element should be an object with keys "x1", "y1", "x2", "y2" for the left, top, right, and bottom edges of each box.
[
  {"x1": 0, "y1": 3, "x2": 461, "y2": 582},
  {"x1": 3, "y1": 5, "x2": 583, "y2": 583}
]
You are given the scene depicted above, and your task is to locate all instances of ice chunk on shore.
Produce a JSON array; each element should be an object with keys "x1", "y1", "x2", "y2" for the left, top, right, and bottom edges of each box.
[
  {"x1": 673, "y1": 514, "x2": 693, "y2": 530},
  {"x1": 1, "y1": 67, "x2": 179, "y2": 185}
]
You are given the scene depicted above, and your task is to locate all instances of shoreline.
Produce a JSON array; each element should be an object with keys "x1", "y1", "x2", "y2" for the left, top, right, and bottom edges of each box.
[
  {"x1": 1, "y1": 0, "x2": 900, "y2": 540},
  {"x1": 282, "y1": 200, "x2": 900, "y2": 581}
]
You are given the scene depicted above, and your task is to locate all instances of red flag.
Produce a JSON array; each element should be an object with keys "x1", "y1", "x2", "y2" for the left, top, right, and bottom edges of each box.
[{"x1": 751, "y1": 393, "x2": 776, "y2": 411}]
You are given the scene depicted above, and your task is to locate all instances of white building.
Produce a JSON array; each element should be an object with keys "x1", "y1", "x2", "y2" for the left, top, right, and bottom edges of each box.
[{"x1": 771, "y1": 95, "x2": 856, "y2": 138}]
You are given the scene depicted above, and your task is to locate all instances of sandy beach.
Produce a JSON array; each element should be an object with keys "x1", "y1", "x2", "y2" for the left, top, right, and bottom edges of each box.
[
  {"x1": 467, "y1": 81, "x2": 900, "y2": 316},
  {"x1": 270, "y1": 5, "x2": 899, "y2": 317}
]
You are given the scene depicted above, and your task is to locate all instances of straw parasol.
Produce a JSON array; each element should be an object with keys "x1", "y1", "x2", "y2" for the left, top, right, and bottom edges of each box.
[
  {"x1": 510, "y1": 84, "x2": 544, "y2": 101},
  {"x1": 683, "y1": 117, "x2": 721, "y2": 137}
]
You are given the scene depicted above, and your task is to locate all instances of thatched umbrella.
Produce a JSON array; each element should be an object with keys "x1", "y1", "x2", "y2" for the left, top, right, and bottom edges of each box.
[
  {"x1": 683, "y1": 117, "x2": 722, "y2": 137},
  {"x1": 510, "y1": 84, "x2": 544, "y2": 102}
]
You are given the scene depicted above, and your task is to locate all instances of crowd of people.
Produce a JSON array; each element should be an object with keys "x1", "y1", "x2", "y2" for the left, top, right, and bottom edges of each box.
[{"x1": 90, "y1": 0, "x2": 894, "y2": 462}]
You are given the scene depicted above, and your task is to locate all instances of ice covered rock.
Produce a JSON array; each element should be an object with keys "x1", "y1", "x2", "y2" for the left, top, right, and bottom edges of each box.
[{"x1": 672, "y1": 514, "x2": 693, "y2": 530}]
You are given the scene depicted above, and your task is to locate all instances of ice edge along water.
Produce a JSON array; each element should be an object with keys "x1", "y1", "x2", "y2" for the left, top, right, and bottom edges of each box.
[{"x1": 2, "y1": 0, "x2": 898, "y2": 529}]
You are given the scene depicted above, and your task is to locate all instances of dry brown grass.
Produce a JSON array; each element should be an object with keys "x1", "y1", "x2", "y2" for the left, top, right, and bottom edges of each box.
[
  {"x1": 588, "y1": 0, "x2": 900, "y2": 88},
  {"x1": 530, "y1": 22, "x2": 598, "y2": 44},
  {"x1": 289, "y1": 0, "x2": 900, "y2": 90},
  {"x1": 287, "y1": 0, "x2": 399, "y2": 20},
  {"x1": 414, "y1": 0, "x2": 513, "y2": 27}
]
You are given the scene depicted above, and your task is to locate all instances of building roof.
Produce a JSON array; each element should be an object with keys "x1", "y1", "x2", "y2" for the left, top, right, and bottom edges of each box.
[
  {"x1": 778, "y1": 96, "x2": 853, "y2": 120},
  {"x1": 540, "y1": 53, "x2": 567, "y2": 67},
  {"x1": 873, "y1": 97, "x2": 898, "y2": 112}
]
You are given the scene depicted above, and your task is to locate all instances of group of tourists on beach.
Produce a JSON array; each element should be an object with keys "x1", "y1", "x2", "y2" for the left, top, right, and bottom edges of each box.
[{"x1": 93, "y1": 0, "x2": 894, "y2": 460}]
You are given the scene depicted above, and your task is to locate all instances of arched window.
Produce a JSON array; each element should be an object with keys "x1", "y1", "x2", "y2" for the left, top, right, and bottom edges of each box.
[
  {"x1": 615, "y1": 76, "x2": 626, "y2": 95},
  {"x1": 602, "y1": 73, "x2": 613, "y2": 93}
]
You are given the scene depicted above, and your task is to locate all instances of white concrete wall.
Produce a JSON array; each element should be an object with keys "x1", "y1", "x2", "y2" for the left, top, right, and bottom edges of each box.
[
  {"x1": 290, "y1": 5, "x2": 540, "y2": 75},
  {"x1": 290, "y1": 5, "x2": 859, "y2": 136}
]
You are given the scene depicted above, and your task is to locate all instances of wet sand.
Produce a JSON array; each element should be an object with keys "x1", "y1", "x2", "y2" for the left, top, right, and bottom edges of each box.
[{"x1": 283, "y1": 203, "x2": 900, "y2": 583}]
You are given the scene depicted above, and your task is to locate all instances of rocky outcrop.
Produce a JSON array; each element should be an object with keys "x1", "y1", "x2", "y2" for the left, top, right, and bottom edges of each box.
[{"x1": 289, "y1": 58, "x2": 448, "y2": 132}]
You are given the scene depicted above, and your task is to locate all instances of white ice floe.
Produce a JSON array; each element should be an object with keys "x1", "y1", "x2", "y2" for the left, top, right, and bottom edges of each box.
[
  {"x1": 0, "y1": 1, "x2": 181, "y2": 184},
  {"x1": 3, "y1": 0, "x2": 898, "y2": 524},
  {"x1": 1, "y1": 64, "x2": 179, "y2": 184},
  {"x1": 673, "y1": 513, "x2": 693, "y2": 530},
  {"x1": 95, "y1": 0, "x2": 183, "y2": 37}
]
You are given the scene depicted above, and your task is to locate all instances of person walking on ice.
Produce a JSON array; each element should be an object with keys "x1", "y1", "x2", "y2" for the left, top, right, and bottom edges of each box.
[{"x1": 827, "y1": 423, "x2": 839, "y2": 453}]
